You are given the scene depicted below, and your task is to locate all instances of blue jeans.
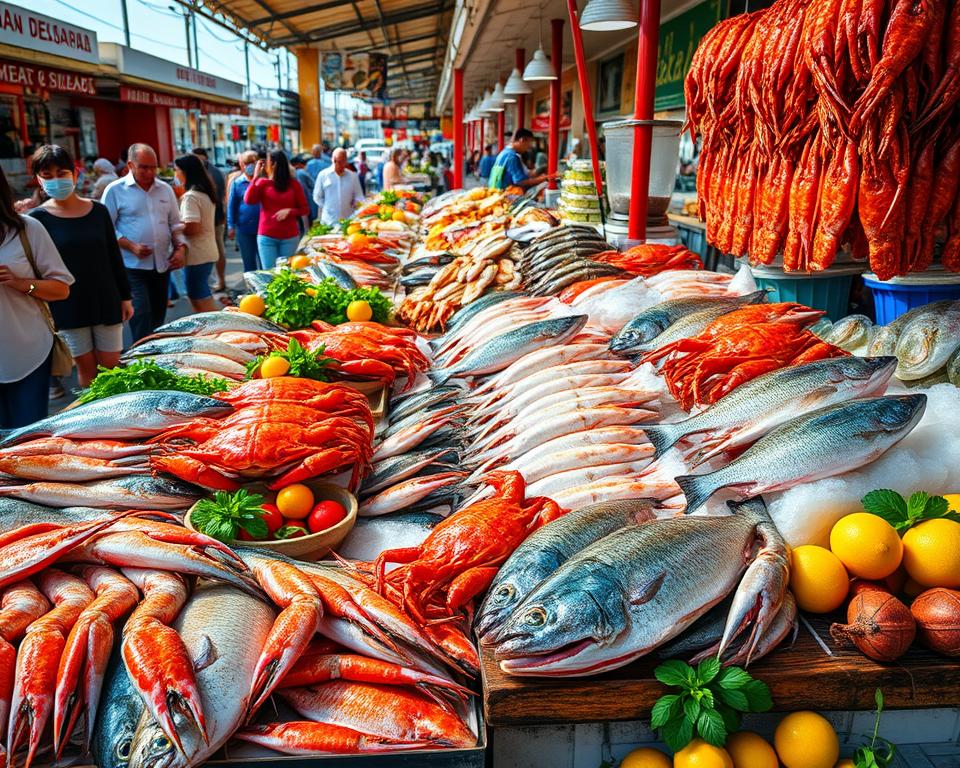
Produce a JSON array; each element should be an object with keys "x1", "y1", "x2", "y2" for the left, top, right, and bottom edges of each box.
[
  {"x1": 236, "y1": 231, "x2": 260, "y2": 272},
  {"x1": 168, "y1": 267, "x2": 187, "y2": 299},
  {"x1": 127, "y1": 268, "x2": 170, "y2": 342},
  {"x1": 257, "y1": 235, "x2": 299, "y2": 270},
  {"x1": 185, "y1": 262, "x2": 214, "y2": 300},
  {"x1": 0, "y1": 347, "x2": 52, "y2": 428}
]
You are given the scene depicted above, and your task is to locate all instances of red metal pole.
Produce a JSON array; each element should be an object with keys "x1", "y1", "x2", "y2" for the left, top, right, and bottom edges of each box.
[
  {"x1": 497, "y1": 110, "x2": 505, "y2": 151},
  {"x1": 565, "y1": 0, "x2": 603, "y2": 198},
  {"x1": 515, "y1": 48, "x2": 526, "y2": 130},
  {"x1": 454, "y1": 67, "x2": 464, "y2": 189},
  {"x1": 628, "y1": 0, "x2": 661, "y2": 241},
  {"x1": 548, "y1": 18, "x2": 563, "y2": 190}
]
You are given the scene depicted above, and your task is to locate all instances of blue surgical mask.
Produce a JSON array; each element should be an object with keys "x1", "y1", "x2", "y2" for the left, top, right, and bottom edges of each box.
[
  {"x1": 39, "y1": 177, "x2": 75, "y2": 201},
  {"x1": 244, "y1": 163, "x2": 256, "y2": 177}
]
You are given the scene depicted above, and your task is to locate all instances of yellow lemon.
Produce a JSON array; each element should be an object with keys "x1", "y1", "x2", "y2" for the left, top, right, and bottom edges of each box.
[
  {"x1": 346, "y1": 223, "x2": 361, "y2": 235},
  {"x1": 392, "y1": 210, "x2": 406, "y2": 222},
  {"x1": 289, "y1": 254, "x2": 311, "y2": 270},
  {"x1": 902, "y1": 518, "x2": 960, "y2": 587},
  {"x1": 835, "y1": 761, "x2": 856, "y2": 768},
  {"x1": 673, "y1": 739, "x2": 733, "y2": 768},
  {"x1": 619, "y1": 747, "x2": 671, "y2": 768},
  {"x1": 789, "y1": 545, "x2": 850, "y2": 613},
  {"x1": 942, "y1": 493, "x2": 960, "y2": 513},
  {"x1": 346, "y1": 300, "x2": 373, "y2": 322},
  {"x1": 725, "y1": 731, "x2": 778, "y2": 768},
  {"x1": 238, "y1": 294, "x2": 265, "y2": 316},
  {"x1": 774, "y1": 712, "x2": 839, "y2": 768},
  {"x1": 348, "y1": 232, "x2": 369, "y2": 247},
  {"x1": 305, "y1": 287, "x2": 317, "y2": 297},
  {"x1": 275, "y1": 484, "x2": 314, "y2": 519},
  {"x1": 258, "y1": 356, "x2": 290, "y2": 378},
  {"x1": 830, "y1": 512, "x2": 903, "y2": 579}
]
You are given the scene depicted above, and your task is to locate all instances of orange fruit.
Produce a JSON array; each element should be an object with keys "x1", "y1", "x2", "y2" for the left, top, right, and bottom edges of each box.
[
  {"x1": 238, "y1": 294, "x2": 265, "y2": 316},
  {"x1": 392, "y1": 210, "x2": 406, "y2": 222},
  {"x1": 275, "y1": 484, "x2": 314, "y2": 519},
  {"x1": 259, "y1": 356, "x2": 290, "y2": 378},
  {"x1": 346, "y1": 300, "x2": 373, "y2": 322},
  {"x1": 348, "y1": 232, "x2": 369, "y2": 247},
  {"x1": 618, "y1": 747, "x2": 670, "y2": 767},
  {"x1": 289, "y1": 254, "x2": 311, "y2": 270},
  {"x1": 774, "y1": 712, "x2": 839, "y2": 768},
  {"x1": 673, "y1": 738, "x2": 733, "y2": 767},
  {"x1": 725, "y1": 731, "x2": 778, "y2": 768}
]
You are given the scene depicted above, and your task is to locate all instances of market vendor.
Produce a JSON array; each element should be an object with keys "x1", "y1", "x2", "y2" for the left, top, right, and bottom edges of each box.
[
  {"x1": 489, "y1": 129, "x2": 549, "y2": 190},
  {"x1": 312, "y1": 148, "x2": 364, "y2": 226}
]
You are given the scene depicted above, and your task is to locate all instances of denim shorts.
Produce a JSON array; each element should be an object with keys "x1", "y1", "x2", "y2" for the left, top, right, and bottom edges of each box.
[
  {"x1": 185, "y1": 262, "x2": 214, "y2": 299},
  {"x1": 59, "y1": 324, "x2": 124, "y2": 356}
]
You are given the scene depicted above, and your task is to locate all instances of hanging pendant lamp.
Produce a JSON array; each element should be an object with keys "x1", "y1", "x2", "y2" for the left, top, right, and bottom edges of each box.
[
  {"x1": 579, "y1": 0, "x2": 637, "y2": 31},
  {"x1": 504, "y1": 67, "x2": 533, "y2": 96},
  {"x1": 487, "y1": 82, "x2": 507, "y2": 111},
  {"x1": 523, "y1": 10, "x2": 557, "y2": 81}
]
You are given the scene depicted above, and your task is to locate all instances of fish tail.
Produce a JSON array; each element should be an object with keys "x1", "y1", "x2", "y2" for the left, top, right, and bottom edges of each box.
[
  {"x1": 726, "y1": 496, "x2": 772, "y2": 523},
  {"x1": 674, "y1": 473, "x2": 718, "y2": 515},
  {"x1": 640, "y1": 423, "x2": 683, "y2": 459},
  {"x1": 427, "y1": 368, "x2": 454, "y2": 386}
]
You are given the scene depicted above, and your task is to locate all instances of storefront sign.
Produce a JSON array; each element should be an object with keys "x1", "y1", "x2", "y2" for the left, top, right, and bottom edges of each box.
[
  {"x1": 103, "y1": 44, "x2": 245, "y2": 101},
  {"x1": 320, "y1": 52, "x2": 388, "y2": 99},
  {"x1": 655, "y1": 0, "x2": 727, "y2": 111},
  {"x1": 0, "y1": 3, "x2": 98, "y2": 64},
  {"x1": 120, "y1": 86, "x2": 194, "y2": 109},
  {"x1": 0, "y1": 59, "x2": 95, "y2": 94},
  {"x1": 199, "y1": 100, "x2": 249, "y2": 116}
]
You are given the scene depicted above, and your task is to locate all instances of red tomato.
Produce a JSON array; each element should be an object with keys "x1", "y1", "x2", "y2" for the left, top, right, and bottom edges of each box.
[
  {"x1": 259, "y1": 503, "x2": 284, "y2": 535},
  {"x1": 275, "y1": 520, "x2": 308, "y2": 539},
  {"x1": 237, "y1": 528, "x2": 256, "y2": 541},
  {"x1": 308, "y1": 500, "x2": 347, "y2": 533}
]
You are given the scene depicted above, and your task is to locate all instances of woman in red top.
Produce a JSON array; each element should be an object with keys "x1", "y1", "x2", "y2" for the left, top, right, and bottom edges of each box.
[{"x1": 243, "y1": 149, "x2": 308, "y2": 269}]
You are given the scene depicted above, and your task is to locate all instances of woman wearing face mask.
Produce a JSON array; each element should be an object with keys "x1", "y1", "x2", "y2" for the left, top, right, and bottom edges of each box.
[
  {"x1": 27, "y1": 144, "x2": 130, "y2": 388},
  {"x1": 227, "y1": 149, "x2": 261, "y2": 271},
  {"x1": 173, "y1": 154, "x2": 219, "y2": 312},
  {"x1": 243, "y1": 149, "x2": 308, "y2": 270}
]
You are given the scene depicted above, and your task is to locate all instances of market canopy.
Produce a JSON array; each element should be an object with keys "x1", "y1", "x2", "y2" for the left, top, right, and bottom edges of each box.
[{"x1": 194, "y1": 0, "x2": 452, "y2": 100}]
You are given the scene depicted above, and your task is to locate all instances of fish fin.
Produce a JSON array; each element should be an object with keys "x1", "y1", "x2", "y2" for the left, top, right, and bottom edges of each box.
[
  {"x1": 629, "y1": 572, "x2": 666, "y2": 605},
  {"x1": 725, "y1": 496, "x2": 771, "y2": 523},
  {"x1": 192, "y1": 635, "x2": 218, "y2": 672},
  {"x1": 675, "y1": 473, "x2": 718, "y2": 515},
  {"x1": 427, "y1": 369, "x2": 453, "y2": 386},
  {"x1": 640, "y1": 423, "x2": 683, "y2": 459}
]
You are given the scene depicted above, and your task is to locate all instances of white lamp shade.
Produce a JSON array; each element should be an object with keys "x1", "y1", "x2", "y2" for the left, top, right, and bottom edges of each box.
[
  {"x1": 487, "y1": 82, "x2": 507, "y2": 111},
  {"x1": 479, "y1": 89, "x2": 497, "y2": 113},
  {"x1": 579, "y1": 0, "x2": 637, "y2": 31},
  {"x1": 504, "y1": 67, "x2": 533, "y2": 95},
  {"x1": 523, "y1": 47, "x2": 557, "y2": 81}
]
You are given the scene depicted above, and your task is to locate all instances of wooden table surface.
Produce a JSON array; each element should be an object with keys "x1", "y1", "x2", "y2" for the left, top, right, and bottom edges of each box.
[{"x1": 480, "y1": 615, "x2": 960, "y2": 727}]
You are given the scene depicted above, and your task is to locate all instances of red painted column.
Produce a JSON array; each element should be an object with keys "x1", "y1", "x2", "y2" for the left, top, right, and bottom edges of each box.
[
  {"x1": 628, "y1": 0, "x2": 661, "y2": 241},
  {"x1": 497, "y1": 110, "x2": 505, "y2": 150},
  {"x1": 453, "y1": 67, "x2": 464, "y2": 189},
  {"x1": 548, "y1": 18, "x2": 563, "y2": 190},
  {"x1": 479, "y1": 118, "x2": 485, "y2": 150},
  {"x1": 565, "y1": 0, "x2": 604, "y2": 198},
  {"x1": 515, "y1": 48, "x2": 526, "y2": 130}
]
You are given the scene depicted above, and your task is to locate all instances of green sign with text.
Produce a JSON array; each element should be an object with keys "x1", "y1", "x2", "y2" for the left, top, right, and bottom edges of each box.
[{"x1": 655, "y1": 0, "x2": 727, "y2": 111}]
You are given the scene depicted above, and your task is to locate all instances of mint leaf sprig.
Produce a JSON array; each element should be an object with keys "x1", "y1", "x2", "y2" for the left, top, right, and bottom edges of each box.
[
  {"x1": 853, "y1": 688, "x2": 896, "y2": 768},
  {"x1": 650, "y1": 659, "x2": 772, "y2": 752},
  {"x1": 191, "y1": 489, "x2": 268, "y2": 542},
  {"x1": 862, "y1": 489, "x2": 959, "y2": 534}
]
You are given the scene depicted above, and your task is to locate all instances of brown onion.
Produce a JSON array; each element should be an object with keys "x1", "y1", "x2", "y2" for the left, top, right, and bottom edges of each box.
[
  {"x1": 911, "y1": 588, "x2": 960, "y2": 657},
  {"x1": 830, "y1": 590, "x2": 916, "y2": 662},
  {"x1": 849, "y1": 579, "x2": 891, "y2": 598}
]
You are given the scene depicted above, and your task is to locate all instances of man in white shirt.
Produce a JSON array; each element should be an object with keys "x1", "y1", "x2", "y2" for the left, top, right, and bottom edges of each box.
[
  {"x1": 102, "y1": 143, "x2": 187, "y2": 341},
  {"x1": 312, "y1": 148, "x2": 365, "y2": 226}
]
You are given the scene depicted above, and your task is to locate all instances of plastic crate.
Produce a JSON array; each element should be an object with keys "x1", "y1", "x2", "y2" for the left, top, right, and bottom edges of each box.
[
  {"x1": 749, "y1": 264, "x2": 864, "y2": 321},
  {"x1": 863, "y1": 270, "x2": 960, "y2": 324}
]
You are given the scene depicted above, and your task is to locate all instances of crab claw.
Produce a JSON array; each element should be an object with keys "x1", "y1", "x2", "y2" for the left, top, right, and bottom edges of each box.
[{"x1": 150, "y1": 455, "x2": 241, "y2": 492}]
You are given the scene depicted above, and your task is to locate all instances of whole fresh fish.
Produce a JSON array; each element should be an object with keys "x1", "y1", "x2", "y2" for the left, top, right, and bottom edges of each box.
[
  {"x1": 91, "y1": 646, "x2": 144, "y2": 768},
  {"x1": 430, "y1": 315, "x2": 588, "y2": 385},
  {"x1": 819, "y1": 314, "x2": 875, "y2": 353},
  {"x1": 435, "y1": 308, "x2": 554, "y2": 368},
  {"x1": 359, "y1": 472, "x2": 465, "y2": 517},
  {"x1": 0, "y1": 475, "x2": 201, "y2": 510},
  {"x1": 493, "y1": 498, "x2": 783, "y2": 675},
  {"x1": 381, "y1": 403, "x2": 462, "y2": 441},
  {"x1": 401, "y1": 251, "x2": 456, "y2": 274},
  {"x1": 609, "y1": 292, "x2": 767, "y2": 356},
  {"x1": 532, "y1": 265, "x2": 624, "y2": 297},
  {"x1": 640, "y1": 356, "x2": 897, "y2": 461},
  {"x1": 949, "y1": 347, "x2": 960, "y2": 386},
  {"x1": 372, "y1": 416, "x2": 454, "y2": 462},
  {"x1": 0, "y1": 391, "x2": 232, "y2": 447},
  {"x1": 338, "y1": 512, "x2": 444, "y2": 562},
  {"x1": 122, "y1": 337, "x2": 255, "y2": 364},
  {"x1": 145, "y1": 353, "x2": 246, "y2": 379},
  {"x1": 389, "y1": 387, "x2": 461, "y2": 423},
  {"x1": 524, "y1": 460, "x2": 654, "y2": 498},
  {"x1": 430, "y1": 290, "x2": 524, "y2": 346},
  {"x1": 307, "y1": 261, "x2": 357, "y2": 289},
  {"x1": 360, "y1": 448, "x2": 457, "y2": 497},
  {"x1": 145, "y1": 311, "x2": 285, "y2": 339},
  {"x1": 0, "y1": 437, "x2": 151, "y2": 459},
  {"x1": 431, "y1": 296, "x2": 551, "y2": 359},
  {"x1": 867, "y1": 300, "x2": 957, "y2": 356},
  {"x1": 0, "y1": 498, "x2": 108, "y2": 533},
  {"x1": 894, "y1": 303, "x2": 960, "y2": 380},
  {"x1": 129, "y1": 583, "x2": 276, "y2": 768},
  {"x1": 476, "y1": 499, "x2": 659, "y2": 642},
  {"x1": 676, "y1": 395, "x2": 927, "y2": 514},
  {"x1": 635, "y1": 303, "x2": 765, "y2": 357},
  {"x1": 0, "y1": 454, "x2": 145, "y2": 482},
  {"x1": 242, "y1": 270, "x2": 276, "y2": 294},
  {"x1": 471, "y1": 344, "x2": 614, "y2": 399},
  {"x1": 474, "y1": 443, "x2": 654, "y2": 488}
]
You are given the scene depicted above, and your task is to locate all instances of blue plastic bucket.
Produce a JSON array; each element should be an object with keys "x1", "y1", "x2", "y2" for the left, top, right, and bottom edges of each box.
[
  {"x1": 749, "y1": 264, "x2": 863, "y2": 321},
  {"x1": 863, "y1": 271, "x2": 960, "y2": 324}
]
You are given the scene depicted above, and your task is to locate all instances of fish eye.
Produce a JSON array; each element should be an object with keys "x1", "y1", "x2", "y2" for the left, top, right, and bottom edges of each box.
[
  {"x1": 152, "y1": 736, "x2": 171, "y2": 750},
  {"x1": 494, "y1": 585, "x2": 514, "y2": 602},
  {"x1": 523, "y1": 607, "x2": 547, "y2": 627},
  {"x1": 116, "y1": 739, "x2": 132, "y2": 760}
]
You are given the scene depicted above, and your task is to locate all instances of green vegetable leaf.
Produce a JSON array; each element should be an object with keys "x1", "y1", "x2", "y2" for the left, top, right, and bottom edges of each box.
[
  {"x1": 696, "y1": 657, "x2": 721, "y2": 686},
  {"x1": 661, "y1": 716, "x2": 694, "y2": 753},
  {"x1": 274, "y1": 525, "x2": 306, "y2": 540},
  {"x1": 906, "y1": 491, "x2": 930, "y2": 520},
  {"x1": 862, "y1": 488, "x2": 959, "y2": 532},
  {"x1": 716, "y1": 687, "x2": 750, "y2": 712},
  {"x1": 714, "y1": 702, "x2": 742, "y2": 733},
  {"x1": 874, "y1": 688, "x2": 884, "y2": 713},
  {"x1": 716, "y1": 667, "x2": 752, "y2": 690},
  {"x1": 862, "y1": 489, "x2": 909, "y2": 529},
  {"x1": 238, "y1": 514, "x2": 268, "y2": 539},
  {"x1": 697, "y1": 708, "x2": 727, "y2": 747},
  {"x1": 650, "y1": 694, "x2": 680, "y2": 728},
  {"x1": 682, "y1": 696, "x2": 701, "y2": 724},
  {"x1": 191, "y1": 490, "x2": 266, "y2": 543},
  {"x1": 741, "y1": 679, "x2": 773, "y2": 712},
  {"x1": 654, "y1": 660, "x2": 693, "y2": 688},
  {"x1": 247, "y1": 339, "x2": 336, "y2": 383},
  {"x1": 78, "y1": 360, "x2": 228, "y2": 404}
]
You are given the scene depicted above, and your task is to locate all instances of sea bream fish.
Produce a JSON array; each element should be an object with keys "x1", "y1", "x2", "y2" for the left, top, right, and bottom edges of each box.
[
  {"x1": 429, "y1": 315, "x2": 589, "y2": 385},
  {"x1": 476, "y1": 499, "x2": 659, "y2": 642},
  {"x1": 675, "y1": 394, "x2": 927, "y2": 514},
  {"x1": 640, "y1": 356, "x2": 898, "y2": 462},
  {"x1": 493, "y1": 498, "x2": 788, "y2": 676},
  {"x1": 0, "y1": 391, "x2": 232, "y2": 447},
  {"x1": 129, "y1": 583, "x2": 276, "y2": 768}
]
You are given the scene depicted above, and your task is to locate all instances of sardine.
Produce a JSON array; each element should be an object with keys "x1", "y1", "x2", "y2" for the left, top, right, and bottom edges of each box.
[
  {"x1": 532, "y1": 266, "x2": 623, "y2": 297},
  {"x1": 389, "y1": 387, "x2": 461, "y2": 423},
  {"x1": 122, "y1": 337, "x2": 255, "y2": 364},
  {"x1": 894, "y1": 303, "x2": 960, "y2": 380},
  {"x1": 0, "y1": 475, "x2": 201, "y2": 510},
  {"x1": 372, "y1": 416, "x2": 454, "y2": 461},
  {"x1": 0, "y1": 391, "x2": 232, "y2": 447},
  {"x1": 129, "y1": 584, "x2": 275, "y2": 768},
  {"x1": 476, "y1": 499, "x2": 658, "y2": 642},
  {"x1": 430, "y1": 315, "x2": 588, "y2": 385},
  {"x1": 308, "y1": 261, "x2": 357, "y2": 289},
  {"x1": 493, "y1": 499, "x2": 776, "y2": 675},
  {"x1": 381, "y1": 403, "x2": 462, "y2": 440},
  {"x1": 676, "y1": 394, "x2": 927, "y2": 514},
  {"x1": 360, "y1": 448, "x2": 457, "y2": 496},
  {"x1": 399, "y1": 270, "x2": 437, "y2": 288},
  {"x1": 359, "y1": 472, "x2": 465, "y2": 517},
  {"x1": 91, "y1": 646, "x2": 143, "y2": 768},
  {"x1": 401, "y1": 252, "x2": 456, "y2": 274},
  {"x1": 145, "y1": 311, "x2": 285, "y2": 339},
  {"x1": 609, "y1": 292, "x2": 767, "y2": 356},
  {"x1": 867, "y1": 300, "x2": 957, "y2": 357},
  {"x1": 640, "y1": 356, "x2": 898, "y2": 460},
  {"x1": 430, "y1": 290, "x2": 523, "y2": 346}
]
